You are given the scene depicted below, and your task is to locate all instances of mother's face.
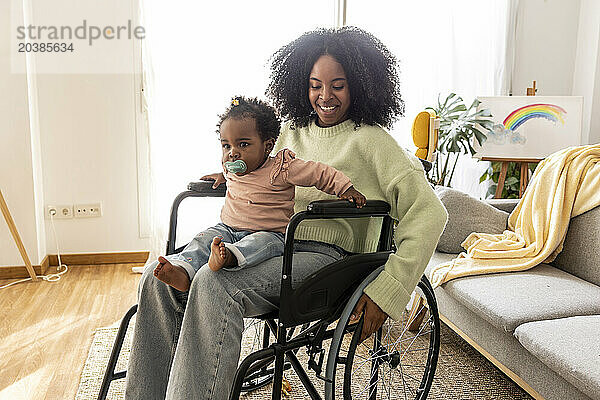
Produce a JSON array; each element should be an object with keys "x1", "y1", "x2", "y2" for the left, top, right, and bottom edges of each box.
[{"x1": 308, "y1": 54, "x2": 351, "y2": 127}]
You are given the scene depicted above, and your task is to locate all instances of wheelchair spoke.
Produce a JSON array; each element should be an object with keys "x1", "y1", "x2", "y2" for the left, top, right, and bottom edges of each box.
[
  {"x1": 399, "y1": 363, "x2": 409, "y2": 400},
  {"x1": 399, "y1": 347, "x2": 430, "y2": 354},
  {"x1": 399, "y1": 318, "x2": 432, "y2": 363},
  {"x1": 381, "y1": 363, "x2": 393, "y2": 400},
  {"x1": 354, "y1": 365, "x2": 380, "y2": 399}
]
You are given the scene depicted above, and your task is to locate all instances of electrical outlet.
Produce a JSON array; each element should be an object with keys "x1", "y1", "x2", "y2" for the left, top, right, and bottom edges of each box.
[
  {"x1": 47, "y1": 205, "x2": 73, "y2": 219},
  {"x1": 74, "y1": 203, "x2": 102, "y2": 218}
]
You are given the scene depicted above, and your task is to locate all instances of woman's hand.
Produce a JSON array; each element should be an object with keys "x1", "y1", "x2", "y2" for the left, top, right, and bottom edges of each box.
[
  {"x1": 200, "y1": 173, "x2": 226, "y2": 189},
  {"x1": 349, "y1": 294, "x2": 388, "y2": 343},
  {"x1": 339, "y1": 186, "x2": 366, "y2": 207}
]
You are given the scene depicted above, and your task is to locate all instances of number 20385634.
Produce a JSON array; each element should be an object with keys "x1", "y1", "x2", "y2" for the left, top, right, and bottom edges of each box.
[{"x1": 18, "y1": 42, "x2": 74, "y2": 52}]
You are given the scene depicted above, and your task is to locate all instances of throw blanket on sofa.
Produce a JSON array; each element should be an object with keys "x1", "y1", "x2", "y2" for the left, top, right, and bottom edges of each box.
[{"x1": 429, "y1": 144, "x2": 600, "y2": 288}]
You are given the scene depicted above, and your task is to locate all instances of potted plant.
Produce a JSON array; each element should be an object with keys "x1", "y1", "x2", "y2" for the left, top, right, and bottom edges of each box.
[
  {"x1": 479, "y1": 161, "x2": 539, "y2": 199},
  {"x1": 425, "y1": 93, "x2": 493, "y2": 187}
]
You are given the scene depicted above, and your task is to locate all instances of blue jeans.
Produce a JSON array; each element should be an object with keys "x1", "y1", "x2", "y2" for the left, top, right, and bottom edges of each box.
[
  {"x1": 124, "y1": 240, "x2": 347, "y2": 400},
  {"x1": 166, "y1": 223, "x2": 285, "y2": 279}
]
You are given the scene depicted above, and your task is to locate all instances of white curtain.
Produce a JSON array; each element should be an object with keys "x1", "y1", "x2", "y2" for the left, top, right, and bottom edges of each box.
[
  {"x1": 140, "y1": 1, "x2": 335, "y2": 258},
  {"x1": 346, "y1": 0, "x2": 519, "y2": 198},
  {"x1": 140, "y1": 0, "x2": 519, "y2": 257}
]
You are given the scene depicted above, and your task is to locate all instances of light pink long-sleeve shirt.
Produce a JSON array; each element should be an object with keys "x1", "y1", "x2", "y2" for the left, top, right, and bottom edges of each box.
[{"x1": 220, "y1": 148, "x2": 353, "y2": 233}]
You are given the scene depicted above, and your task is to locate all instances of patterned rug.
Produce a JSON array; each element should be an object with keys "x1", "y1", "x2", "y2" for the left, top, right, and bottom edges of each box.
[{"x1": 76, "y1": 317, "x2": 532, "y2": 399}]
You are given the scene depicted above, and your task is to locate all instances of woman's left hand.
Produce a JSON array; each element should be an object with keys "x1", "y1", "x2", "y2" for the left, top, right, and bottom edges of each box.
[
  {"x1": 339, "y1": 186, "x2": 366, "y2": 207},
  {"x1": 349, "y1": 294, "x2": 388, "y2": 343}
]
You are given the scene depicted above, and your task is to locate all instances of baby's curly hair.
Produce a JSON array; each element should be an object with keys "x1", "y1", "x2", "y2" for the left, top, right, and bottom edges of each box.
[
  {"x1": 266, "y1": 26, "x2": 405, "y2": 129},
  {"x1": 216, "y1": 96, "x2": 281, "y2": 142}
]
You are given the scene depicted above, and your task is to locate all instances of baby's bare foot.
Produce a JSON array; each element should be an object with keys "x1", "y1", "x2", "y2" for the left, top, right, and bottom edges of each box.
[
  {"x1": 208, "y1": 237, "x2": 236, "y2": 271},
  {"x1": 154, "y1": 256, "x2": 190, "y2": 291}
]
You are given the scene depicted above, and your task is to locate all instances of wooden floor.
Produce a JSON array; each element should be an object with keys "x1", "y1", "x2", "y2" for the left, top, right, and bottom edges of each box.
[{"x1": 0, "y1": 263, "x2": 142, "y2": 400}]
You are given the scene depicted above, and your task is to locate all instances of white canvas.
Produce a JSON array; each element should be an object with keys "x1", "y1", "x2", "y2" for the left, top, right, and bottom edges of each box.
[{"x1": 473, "y1": 96, "x2": 583, "y2": 160}]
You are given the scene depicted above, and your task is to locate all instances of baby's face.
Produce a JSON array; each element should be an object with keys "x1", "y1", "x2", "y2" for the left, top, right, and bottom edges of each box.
[{"x1": 219, "y1": 117, "x2": 273, "y2": 176}]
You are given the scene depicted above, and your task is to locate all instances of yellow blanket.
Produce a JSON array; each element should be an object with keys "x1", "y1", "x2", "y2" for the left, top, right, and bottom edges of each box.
[{"x1": 429, "y1": 144, "x2": 600, "y2": 288}]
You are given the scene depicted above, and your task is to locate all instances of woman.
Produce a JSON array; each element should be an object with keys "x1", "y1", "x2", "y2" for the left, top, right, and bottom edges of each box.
[{"x1": 124, "y1": 27, "x2": 447, "y2": 400}]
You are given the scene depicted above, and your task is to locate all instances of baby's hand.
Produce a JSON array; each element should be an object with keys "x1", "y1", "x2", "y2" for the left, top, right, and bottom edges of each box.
[
  {"x1": 200, "y1": 173, "x2": 225, "y2": 189},
  {"x1": 339, "y1": 186, "x2": 366, "y2": 208}
]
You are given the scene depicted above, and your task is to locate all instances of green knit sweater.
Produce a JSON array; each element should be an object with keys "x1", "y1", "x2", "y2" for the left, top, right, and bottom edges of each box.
[{"x1": 274, "y1": 119, "x2": 447, "y2": 320}]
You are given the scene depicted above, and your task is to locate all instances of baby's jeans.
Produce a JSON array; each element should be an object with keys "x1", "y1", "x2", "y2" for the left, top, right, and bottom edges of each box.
[{"x1": 165, "y1": 223, "x2": 284, "y2": 280}]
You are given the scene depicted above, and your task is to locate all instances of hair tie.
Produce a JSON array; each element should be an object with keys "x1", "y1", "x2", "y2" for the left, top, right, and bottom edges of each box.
[{"x1": 231, "y1": 99, "x2": 240, "y2": 106}]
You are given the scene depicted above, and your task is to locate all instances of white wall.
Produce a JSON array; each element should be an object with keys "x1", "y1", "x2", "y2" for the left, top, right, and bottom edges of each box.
[
  {"x1": 572, "y1": 0, "x2": 600, "y2": 145},
  {"x1": 0, "y1": 0, "x2": 45, "y2": 266},
  {"x1": 33, "y1": 0, "x2": 150, "y2": 256},
  {"x1": 1, "y1": 0, "x2": 149, "y2": 268},
  {"x1": 510, "y1": 0, "x2": 600, "y2": 144},
  {"x1": 37, "y1": 73, "x2": 150, "y2": 254},
  {"x1": 512, "y1": 0, "x2": 581, "y2": 95}
]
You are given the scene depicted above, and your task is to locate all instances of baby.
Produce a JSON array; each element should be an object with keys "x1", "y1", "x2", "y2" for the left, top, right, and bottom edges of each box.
[{"x1": 153, "y1": 96, "x2": 365, "y2": 292}]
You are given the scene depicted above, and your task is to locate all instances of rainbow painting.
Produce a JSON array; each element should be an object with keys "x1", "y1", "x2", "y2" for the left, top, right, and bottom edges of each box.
[
  {"x1": 474, "y1": 96, "x2": 582, "y2": 159},
  {"x1": 503, "y1": 103, "x2": 567, "y2": 132}
]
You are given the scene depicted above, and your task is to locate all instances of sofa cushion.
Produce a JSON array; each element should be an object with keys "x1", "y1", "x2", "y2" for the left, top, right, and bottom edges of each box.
[
  {"x1": 515, "y1": 316, "x2": 600, "y2": 400},
  {"x1": 486, "y1": 198, "x2": 520, "y2": 214},
  {"x1": 428, "y1": 261, "x2": 600, "y2": 333},
  {"x1": 434, "y1": 186, "x2": 509, "y2": 254},
  {"x1": 426, "y1": 251, "x2": 459, "y2": 271},
  {"x1": 551, "y1": 205, "x2": 600, "y2": 286}
]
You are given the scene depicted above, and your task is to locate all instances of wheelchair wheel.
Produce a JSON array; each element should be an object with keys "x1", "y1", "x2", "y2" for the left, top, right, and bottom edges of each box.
[{"x1": 327, "y1": 275, "x2": 440, "y2": 399}]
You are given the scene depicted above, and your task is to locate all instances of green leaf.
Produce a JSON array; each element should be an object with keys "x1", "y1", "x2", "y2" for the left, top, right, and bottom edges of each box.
[
  {"x1": 505, "y1": 176, "x2": 518, "y2": 185},
  {"x1": 469, "y1": 109, "x2": 492, "y2": 119},
  {"x1": 467, "y1": 99, "x2": 479, "y2": 111},
  {"x1": 447, "y1": 104, "x2": 467, "y2": 114},
  {"x1": 473, "y1": 131, "x2": 487, "y2": 145},
  {"x1": 441, "y1": 93, "x2": 455, "y2": 109},
  {"x1": 477, "y1": 120, "x2": 494, "y2": 129}
]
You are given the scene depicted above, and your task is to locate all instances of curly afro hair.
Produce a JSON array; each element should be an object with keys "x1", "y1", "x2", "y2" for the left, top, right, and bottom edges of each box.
[
  {"x1": 266, "y1": 26, "x2": 404, "y2": 129},
  {"x1": 216, "y1": 96, "x2": 281, "y2": 142}
]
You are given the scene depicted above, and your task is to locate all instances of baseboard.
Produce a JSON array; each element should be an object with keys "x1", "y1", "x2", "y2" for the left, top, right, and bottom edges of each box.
[
  {"x1": 0, "y1": 251, "x2": 149, "y2": 279},
  {"x1": 48, "y1": 251, "x2": 149, "y2": 266},
  {"x1": 0, "y1": 255, "x2": 49, "y2": 280},
  {"x1": 439, "y1": 313, "x2": 545, "y2": 400}
]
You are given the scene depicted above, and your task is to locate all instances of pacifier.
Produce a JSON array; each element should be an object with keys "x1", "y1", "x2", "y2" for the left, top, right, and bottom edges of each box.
[{"x1": 225, "y1": 159, "x2": 247, "y2": 173}]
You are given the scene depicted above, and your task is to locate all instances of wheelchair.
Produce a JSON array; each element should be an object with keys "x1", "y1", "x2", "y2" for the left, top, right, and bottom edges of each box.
[{"x1": 98, "y1": 177, "x2": 441, "y2": 399}]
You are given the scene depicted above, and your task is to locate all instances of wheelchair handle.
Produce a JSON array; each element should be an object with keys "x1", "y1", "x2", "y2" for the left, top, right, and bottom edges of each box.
[{"x1": 187, "y1": 180, "x2": 227, "y2": 196}]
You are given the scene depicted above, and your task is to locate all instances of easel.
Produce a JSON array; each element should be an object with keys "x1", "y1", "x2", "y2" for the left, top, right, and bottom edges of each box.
[
  {"x1": 480, "y1": 157, "x2": 542, "y2": 198},
  {"x1": 483, "y1": 81, "x2": 542, "y2": 198},
  {"x1": 0, "y1": 189, "x2": 38, "y2": 281}
]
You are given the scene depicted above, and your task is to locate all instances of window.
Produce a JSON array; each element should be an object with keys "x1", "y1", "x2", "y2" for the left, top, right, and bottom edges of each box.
[
  {"x1": 140, "y1": 0, "x2": 513, "y2": 254},
  {"x1": 140, "y1": 1, "x2": 336, "y2": 252}
]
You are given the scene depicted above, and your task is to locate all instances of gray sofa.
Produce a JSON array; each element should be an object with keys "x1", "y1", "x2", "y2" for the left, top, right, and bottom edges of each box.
[{"x1": 426, "y1": 188, "x2": 600, "y2": 400}]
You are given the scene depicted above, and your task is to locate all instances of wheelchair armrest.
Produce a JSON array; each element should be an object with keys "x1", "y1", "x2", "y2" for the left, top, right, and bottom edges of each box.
[
  {"x1": 187, "y1": 180, "x2": 227, "y2": 197},
  {"x1": 307, "y1": 199, "x2": 390, "y2": 216}
]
